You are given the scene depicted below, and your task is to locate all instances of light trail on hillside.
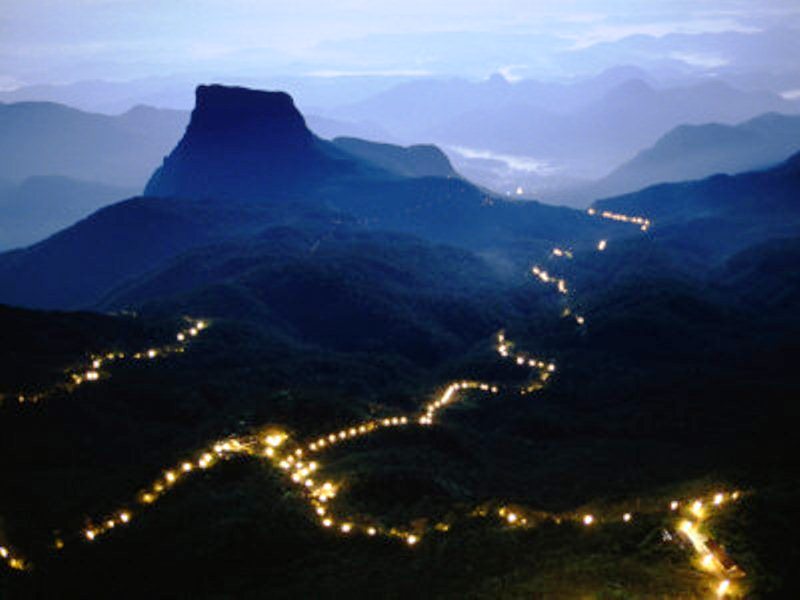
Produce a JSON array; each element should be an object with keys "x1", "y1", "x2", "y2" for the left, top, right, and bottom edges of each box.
[{"x1": 1, "y1": 209, "x2": 746, "y2": 596}]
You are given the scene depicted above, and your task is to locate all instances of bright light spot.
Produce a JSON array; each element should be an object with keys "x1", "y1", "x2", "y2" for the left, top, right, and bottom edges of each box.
[
  {"x1": 623, "y1": 513, "x2": 632, "y2": 522},
  {"x1": 717, "y1": 579, "x2": 730, "y2": 597},
  {"x1": 583, "y1": 515, "x2": 594, "y2": 526},
  {"x1": 597, "y1": 239, "x2": 607, "y2": 251}
]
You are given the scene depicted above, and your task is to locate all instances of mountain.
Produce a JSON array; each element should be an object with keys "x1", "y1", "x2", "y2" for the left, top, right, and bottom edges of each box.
[
  {"x1": 144, "y1": 86, "x2": 373, "y2": 201},
  {"x1": 331, "y1": 137, "x2": 458, "y2": 179},
  {"x1": 99, "y1": 226, "x2": 539, "y2": 363},
  {"x1": 0, "y1": 101, "x2": 189, "y2": 188},
  {"x1": 430, "y1": 79, "x2": 800, "y2": 177},
  {"x1": 588, "y1": 151, "x2": 800, "y2": 264},
  {"x1": 0, "y1": 176, "x2": 136, "y2": 250},
  {"x1": 325, "y1": 74, "x2": 800, "y2": 201},
  {"x1": 587, "y1": 112, "x2": 800, "y2": 198},
  {"x1": 0, "y1": 84, "x2": 616, "y2": 311}
]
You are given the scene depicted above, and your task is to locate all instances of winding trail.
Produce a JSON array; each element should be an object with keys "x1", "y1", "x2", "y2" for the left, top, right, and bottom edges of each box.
[{"x1": 0, "y1": 209, "x2": 744, "y2": 597}]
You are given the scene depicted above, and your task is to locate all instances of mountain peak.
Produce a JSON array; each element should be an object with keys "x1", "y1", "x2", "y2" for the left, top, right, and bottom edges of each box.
[
  {"x1": 144, "y1": 85, "x2": 343, "y2": 201},
  {"x1": 191, "y1": 85, "x2": 310, "y2": 140}
]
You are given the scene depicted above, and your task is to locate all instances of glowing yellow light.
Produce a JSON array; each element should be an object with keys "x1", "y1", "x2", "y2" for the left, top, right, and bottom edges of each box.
[
  {"x1": 165, "y1": 471, "x2": 176, "y2": 483},
  {"x1": 714, "y1": 493, "x2": 724, "y2": 505},
  {"x1": 316, "y1": 507, "x2": 325, "y2": 516},
  {"x1": 680, "y1": 520, "x2": 694, "y2": 533},
  {"x1": 407, "y1": 535, "x2": 418, "y2": 545},
  {"x1": 182, "y1": 462, "x2": 193, "y2": 472},
  {"x1": 177, "y1": 333, "x2": 185, "y2": 342},
  {"x1": 196, "y1": 321, "x2": 206, "y2": 330},
  {"x1": 506, "y1": 513, "x2": 518, "y2": 524},
  {"x1": 341, "y1": 524, "x2": 352, "y2": 533},
  {"x1": 0, "y1": 547, "x2": 8, "y2": 558},
  {"x1": 265, "y1": 433, "x2": 286, "y2": 447},
  {"x1": 8, "y1": 558, "x2": 24, "y2": 570},
  {"x1": 322, "y1": 518, "x2": 333, "y2": 527},
  {"x1": 141, "y1": 493, "x2": 154, "y2": 504},
  {"x1": 597, "y1": 239, "x2": 607, "y2": 251},
  {"x1": 85, "y1": 530, "x2": 96, "y2": 541},
  {"x1": 264, "y1": 447, "x2": 275, "y2": 457},
  {"x1": 701, "y1": 554, "x2": 715, "y2": 569},
  {"x1": 147, "y1": 349, "x2": 157, "y2": 358},
  {"x1": 120, "y1": 512, "x2": 131, "y2": 523},
  {"x1": 670, "y1": 501, "x2": 679, "y2": 511},
  {"x1": 692, "y1": 500, "x2": 703, "y2": 517},
  {"x1": 623, "y1": 513, "x2": 632, "y2": 522},
  {"x1": 583, "y1": 515, "x2": 594, "y2": 526},
  {"x1": 367, "y1": 527, "x2": 377, "y2": 536},
  {"x1": 732, "y1": 491, "x2": 740, "y2": 500},
  {"x1": 717, "y1": 580, "x2": 730, "y2": 597}
]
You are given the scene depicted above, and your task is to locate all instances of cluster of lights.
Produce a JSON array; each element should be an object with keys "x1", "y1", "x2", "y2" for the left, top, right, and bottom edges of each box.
[
  {"x1": 530, "y1": 266, "x2": 585, "y2": 326},
  {"x1": 587, "y1": 207, "x2": 651, "y2": 232},
  {"x1": 11, "y1": 319, "x2": 208, "y2": 406},
  {"x1": 551, "y1": 247, "x2": 573, "y2": 259},
  {"x1": 531, "y1": 266, "x2": 569, "y2": 295},
  {"x1": 495, "y1": 332, "x2": 556, "y2": 394},
  {"x1": 673, "y1": 491, "x2": 744, "y2": 597},
  {"x1": 0, "y1": 544, "x2": 26, "y2": 571},
  {"x1": 491, "y1": 488, "x2": 744, "y2": 598}
]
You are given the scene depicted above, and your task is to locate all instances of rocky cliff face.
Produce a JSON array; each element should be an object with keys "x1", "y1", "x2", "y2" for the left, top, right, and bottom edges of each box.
[{"x1": 144, "y1": 85, "x2": 353, "y2": 201}]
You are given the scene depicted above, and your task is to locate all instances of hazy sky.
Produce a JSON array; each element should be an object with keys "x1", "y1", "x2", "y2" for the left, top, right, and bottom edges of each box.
[{"x1": 2, "y1": 0, "x2": 799, "y2": 87}]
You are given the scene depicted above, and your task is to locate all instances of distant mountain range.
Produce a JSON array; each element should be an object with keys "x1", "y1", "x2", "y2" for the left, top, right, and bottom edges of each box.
[
  {"x1": 328, "y1": 76, "x2": 800, "y2": 180},
  {"x1": 590, "y1": 149, "x2": 800, "y2": 264},
  {"x1": 0, "y1": 176, "x2": 136, "y2": 250},
  {"x1": 0, "y1": 101, "x2": 189, "y2": 188},
  {"x1": 568, "y1": 112, "x2": 800, "y2": 202}
]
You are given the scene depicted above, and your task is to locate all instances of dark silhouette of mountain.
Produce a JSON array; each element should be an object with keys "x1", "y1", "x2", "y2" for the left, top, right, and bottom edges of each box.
[
  {"x1": 99, "y1": 226, "x2": 541, "y2": 363},
  {"x1": 0, "y1": 101, "x2": 189, "y2": 188},
  {"x1": 714, "y1": 236, "x2": 800, "y2": 314},
  {"x1": 587, "y1": 151, "x2": 800, "y2": 265},
  {"x1": 331, "y1": 137, "x2": 458, "y2": 178},
  {"x1": 0, "y1": 176, "x2": 136, "y2": 250},
  {"x1": 144, "y1": 86, "x2": 371, "y2": 201},
  {"x1": 0, "y1": 84, "x2": 616, "y2": 311},
  {"x1": 588, "y1": 112, "x2": 800, "y2": 198},
  {"x1": 594, "y1": 150, "x2": 800, "y2": 224}
]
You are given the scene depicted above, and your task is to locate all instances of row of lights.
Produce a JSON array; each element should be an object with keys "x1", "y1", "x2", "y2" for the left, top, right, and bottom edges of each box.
[
  {"x1": 12, "y1": 319, "x2": 208, "y2": 406},
  {"x1": 587, "y1": 207, "x2": 651, "y2": 231}
]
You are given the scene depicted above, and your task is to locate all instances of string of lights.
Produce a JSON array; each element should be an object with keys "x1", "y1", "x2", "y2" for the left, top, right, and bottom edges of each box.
[
  {"x1": 1, "y1": 208, "x2": 746, "y2": 596},
  {"x1": 10, "y1": 319, "x2": 209, "y2": 406}
]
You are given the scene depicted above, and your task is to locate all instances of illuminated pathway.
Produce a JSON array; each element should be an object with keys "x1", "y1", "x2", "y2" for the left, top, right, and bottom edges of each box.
[
  {"x1": 10, "y1": 319, "x2": 209, "y2": 407},
  {"x1": 1, "y1": 209, "x2": 746, "y2": 596}
]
